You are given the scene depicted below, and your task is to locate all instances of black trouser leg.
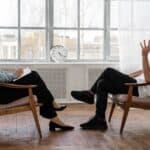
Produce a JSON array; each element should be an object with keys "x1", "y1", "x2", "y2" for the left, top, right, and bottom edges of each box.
[
  {"x1": 91, "y1": 68, "x2": 138, "y2": 94},
  {"x1": 0, "y1": 71, "x2": 57, "y2": 119},
  {"x1": 91, "y1": 68, "x2": 139, "y2": 119},
  {"x1": 14, "y1": 71, "x2": 54, "y2": 105},
  {"x1": 96, "y1": 79, "x2": 114, "y2": 119},
  {"x1": 13, "y1": 71, "x2": 57, "y2": 119}
]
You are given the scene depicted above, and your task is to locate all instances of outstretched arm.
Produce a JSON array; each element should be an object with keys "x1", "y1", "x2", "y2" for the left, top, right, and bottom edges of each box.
[
  {"x1": 140, "y1": 40, "x2": 150, "y2": 82},
  {"x1": 129, "y1": 70, "x2": 143, "y2": 78}
]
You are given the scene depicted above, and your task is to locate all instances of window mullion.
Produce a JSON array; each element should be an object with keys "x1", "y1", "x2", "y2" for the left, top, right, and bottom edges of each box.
[
  {"x1": 49, "y1": 0, "x2": 53, "y2": 60},
  {"x1": 104, "y1": 0, "x2": 110, "y2": 61},
  {"x1": 46, "y1": 0, "x2": 49, "y2": 61},
  {"x1": 77, "y1": 0, "x2": 80, "y2": 60},
  {"x1": 18, "y1": 0, "x2": 21, "y2": 60}
]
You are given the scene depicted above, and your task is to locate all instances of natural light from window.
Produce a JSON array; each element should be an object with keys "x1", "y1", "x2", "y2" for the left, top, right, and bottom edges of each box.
[{"x1": 0, "y1": 0, "x2": 119, "y2": 61}]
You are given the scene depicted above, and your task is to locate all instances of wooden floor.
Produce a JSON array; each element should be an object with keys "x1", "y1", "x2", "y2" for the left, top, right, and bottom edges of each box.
[{"x1": 0, "y1": 103, "x2": 150, "y2": 150}]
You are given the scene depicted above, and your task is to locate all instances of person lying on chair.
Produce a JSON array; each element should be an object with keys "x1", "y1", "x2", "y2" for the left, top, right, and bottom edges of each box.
[
  {"x1": 71, "y1": 40, "x2": 150, "y2": 130},
  {"x1": 0, "y1": 68, "x2": 74, "y2": 131}
]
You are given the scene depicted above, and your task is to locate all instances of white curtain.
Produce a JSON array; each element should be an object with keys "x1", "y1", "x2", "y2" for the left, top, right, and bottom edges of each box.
[{"x1": 118, "y1": 0, "x2": 150, "y2": 73}]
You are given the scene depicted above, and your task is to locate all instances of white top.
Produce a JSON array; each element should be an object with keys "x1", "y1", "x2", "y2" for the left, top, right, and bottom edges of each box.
[{"x1": 134, "y1": 73, "x2": 150, "y2": 98}]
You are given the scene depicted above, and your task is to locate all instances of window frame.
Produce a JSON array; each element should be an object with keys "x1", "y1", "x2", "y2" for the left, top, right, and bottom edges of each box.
[
  {"x1": 51, "y1": 0, "x2": 106, "y2": 61},
  {"x1": 0, "y1": 0, "x2": 47, "y2": 62},
  {"x1": 50, "y1": 0, "x2": 119, "y2": 62},
  {"x1": 0, "y1": 0, "x2": 119, "y2": 62}
]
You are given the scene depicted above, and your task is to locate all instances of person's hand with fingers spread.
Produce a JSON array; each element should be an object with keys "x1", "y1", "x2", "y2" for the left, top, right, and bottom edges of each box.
[
  {"x1": 140, "y1": 40, "x2": 150, "y2": 56},
  {"x1": 140, "y1": 40, "x2": 150, "y2": 82}
]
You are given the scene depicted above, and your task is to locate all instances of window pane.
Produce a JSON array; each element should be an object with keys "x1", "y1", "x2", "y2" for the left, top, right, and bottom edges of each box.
[
  {"x1": 118, "y1": 1, "x2": 132, "y2": 29},
  {"x1": 133, "y1": 1, "x2": 150, "y2": 29},
  {"x1": 0, "y1": 30, "x2": 18, "y2": 59},
  {"x1": 109, "y1": 31, "x2": 119, "y2": 59},
  {"x1": 80, "y1": 31, "x2": 103, "y2": 59},
  {"x1": 80, "y1": 0, "x2": 104, "y2": 28},
  {"x1": 21, "y1": 30, "x2": 46, "y2": 59},
  {"x1": 54, "y1": 0, "x2": 77, "y2": 27},
  {"x1": 111, "y1": 0, "x2": 119, "y2": 28},
  {"x1": 53, "y1": 30, "x2": 77, "y2": 59},
  {"x1": 21, "y1": 0, "x2": 45, "y2": 27},
  {"x1": 0, "y1": 0, "x2": 18, "y2": 26}
]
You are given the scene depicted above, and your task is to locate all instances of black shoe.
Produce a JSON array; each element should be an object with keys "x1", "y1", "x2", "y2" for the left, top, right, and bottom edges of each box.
[
  {"x1": 49, "y1": 121, "x2": 74, "y2": 131},
  {"x1": 54, "y1": 105, "x2": 67, "y2": 111},
  {"x1": 71, "y1": 90, "x2": 94, "y2": 104},
  {"x1": 80, "y1": 116, "x2": 107, "y2": 130}
]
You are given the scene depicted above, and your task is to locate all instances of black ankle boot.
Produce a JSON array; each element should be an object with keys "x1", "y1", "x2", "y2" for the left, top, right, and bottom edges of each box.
[
  {"x1": 80, "y1": 116, "x2": 107, "y2": 130},
  {"x1": 71, "y1": 90, "x2": 94, "y2": 104},
  {"x1": 49, "y1": 121, "x2": 74, "y2": 131}
]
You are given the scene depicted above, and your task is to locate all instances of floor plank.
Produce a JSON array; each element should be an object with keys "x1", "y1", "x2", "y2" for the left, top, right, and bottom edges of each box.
[{"x1": 0, "y1": 103, "x2": 149, "y2": 150}]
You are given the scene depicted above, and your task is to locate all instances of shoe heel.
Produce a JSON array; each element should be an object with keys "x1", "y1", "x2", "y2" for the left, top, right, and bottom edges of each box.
[{"x1": 49, "y1": 123, "x2": 56, "y2": 131}]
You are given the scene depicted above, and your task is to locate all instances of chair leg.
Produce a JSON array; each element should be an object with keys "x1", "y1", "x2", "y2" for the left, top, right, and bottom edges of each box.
[
  {"x1": 31, "y1": 106, "x2": 42, "y2": 138},
  {"x1": 108, "y1": 102, "x2": 116, "y2": 122},
  {"x1": 28, "y1": 88, "x2": 42, "y2": 138},
  {"x1": 32, "y1": 105, "x2": 42, "y2": 138},
  {"x1": 120, "y1": 106, "x2": 130, "y2": 134}
]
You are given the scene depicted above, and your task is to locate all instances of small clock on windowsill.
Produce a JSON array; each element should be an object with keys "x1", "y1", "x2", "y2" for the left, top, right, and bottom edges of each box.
[{"x1": 50, "y1": 45, "x2": 68, "y2": 63}]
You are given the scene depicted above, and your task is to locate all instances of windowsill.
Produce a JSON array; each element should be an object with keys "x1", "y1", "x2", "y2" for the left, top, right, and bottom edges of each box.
[{"x1": 0, "y1": 61, "x2": 119, "y2": 65}]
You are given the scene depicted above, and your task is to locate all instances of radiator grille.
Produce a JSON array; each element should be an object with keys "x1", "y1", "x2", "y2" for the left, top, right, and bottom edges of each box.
[
  {"x1": 88, "y1": 68, "x2": 104, "y2": 88},
  {"x1": 37, "y1": 68, "x2": 67, "y2": 99}
]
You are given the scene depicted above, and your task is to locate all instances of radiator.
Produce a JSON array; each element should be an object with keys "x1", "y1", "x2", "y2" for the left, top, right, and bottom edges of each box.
[
  {"x1": 37, "y1": 68, "x2": 67, "y2": 99},
  {"x1": 88, "y1": 68, "x2": 104, "y2": 88}
]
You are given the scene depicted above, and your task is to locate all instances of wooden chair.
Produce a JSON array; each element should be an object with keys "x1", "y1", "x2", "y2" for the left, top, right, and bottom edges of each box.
[
  {"x1": 108, "y1": 70, "x2": 150, "y2": 134},
  {"x1": 0, "y1": 83, "x2": 42, "y2": 138}
]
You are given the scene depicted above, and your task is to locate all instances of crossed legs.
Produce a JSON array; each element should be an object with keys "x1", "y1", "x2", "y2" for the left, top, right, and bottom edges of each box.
[{"x1": 71, "y1": 68, "x2": 139, "y2": 130}]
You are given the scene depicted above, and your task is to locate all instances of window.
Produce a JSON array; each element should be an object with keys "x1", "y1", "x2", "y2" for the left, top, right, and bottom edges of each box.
[
  {"x1": 0, "y1": 0, "x2": 46, "y2": 60},
  {"x1": 80, "y1": 0, "x2": 104, "y2": 60},
  {"x1": 0, "y1": 0, "x2": 119, "y2": 61},
  {"x1": 110, "y1": 0, "x2": 119, "y2": 60},
  {"x1": 0, "y1": 29, "x2": 18, "y2": 59},
  {"x1": 53, "y1": 0, "x2": 104, "y2": 60}
]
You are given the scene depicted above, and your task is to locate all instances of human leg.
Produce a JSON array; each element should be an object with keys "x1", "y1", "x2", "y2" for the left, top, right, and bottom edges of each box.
[
  {"x1": 90, "y1": 67, "x2": 137, "y2": 94},
  {"x1": 80, "y1": 74, "x2": 139, "y2": 130},
  {"x1": 71, "y1": 67, "x2": 138, "y2": 104},
  {"x1": 71, "y1": 67, "x2": 139, "y2": 130},
  {"x1": 13, "y1": 71, "x2": 73, "y2": 130}
]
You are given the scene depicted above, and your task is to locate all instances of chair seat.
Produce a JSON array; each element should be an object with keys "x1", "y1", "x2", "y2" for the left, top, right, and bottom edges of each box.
[
  {"x1": 0, "y1": 96, "x2": 37, "y2": 109},
  {"x1": 110, "y1": 94, "x2": 150, "y2": 109}
]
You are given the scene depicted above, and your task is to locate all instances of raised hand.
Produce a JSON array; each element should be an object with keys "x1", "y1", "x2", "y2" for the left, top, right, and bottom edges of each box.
[{"x1": 140, "y1": 40, "x2": 150, "y2": 56}]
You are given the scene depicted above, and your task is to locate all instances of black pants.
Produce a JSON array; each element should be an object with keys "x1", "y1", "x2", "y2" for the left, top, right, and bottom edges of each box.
[
  {"x1": 0, "y1": 71, "x2": 57, "y2": 119},
  {"x1": 90, "y1": 68, "x2": 139, "y2": 119}
]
